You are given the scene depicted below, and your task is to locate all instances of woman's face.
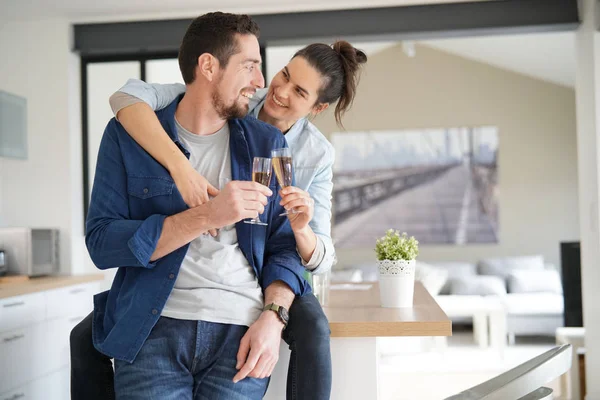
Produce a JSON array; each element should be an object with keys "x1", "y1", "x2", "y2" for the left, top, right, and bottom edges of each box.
[{"x1": 263, "y1": 56, "x2": 328, "y2": 125}]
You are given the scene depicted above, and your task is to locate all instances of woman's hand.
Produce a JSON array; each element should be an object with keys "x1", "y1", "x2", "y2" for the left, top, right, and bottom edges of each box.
[
  {"x1": 171, "y1": 162, "x2": 220, "y2": 236},
  {"x1": 279, "y1": 186, "x2": 314, "y2": 232}
]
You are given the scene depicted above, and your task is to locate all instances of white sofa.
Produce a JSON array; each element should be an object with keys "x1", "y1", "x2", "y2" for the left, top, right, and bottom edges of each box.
[{"x1": 339, "y1": 255, "x2": 564, "y2": 343}]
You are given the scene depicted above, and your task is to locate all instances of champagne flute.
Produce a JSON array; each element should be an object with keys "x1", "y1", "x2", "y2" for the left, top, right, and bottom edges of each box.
[
  {"x1": 271, "y1": 147, "x2": 302, "y2": 216},
  {"x1": 244, "y1": 157, "x2": 272, "y2": 226}
]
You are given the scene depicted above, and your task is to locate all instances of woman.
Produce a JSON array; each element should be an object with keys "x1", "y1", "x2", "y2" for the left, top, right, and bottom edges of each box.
[{"x1": 71, "y1": 41, "x2": 366, "y2": 400}]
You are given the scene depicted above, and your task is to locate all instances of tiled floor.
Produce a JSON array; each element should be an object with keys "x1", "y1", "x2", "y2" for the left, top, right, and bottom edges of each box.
[{"x1": 378, "y1": 329, "x2": 560, "y2": 400}]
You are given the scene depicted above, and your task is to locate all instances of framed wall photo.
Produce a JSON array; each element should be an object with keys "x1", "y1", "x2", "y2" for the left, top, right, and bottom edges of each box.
[
  {"x1": 331, "y1": 126, "x2": 499, "y2": 248},
  {"x1": 0, "y1": 90, "x2": 28, "y2": 159}
]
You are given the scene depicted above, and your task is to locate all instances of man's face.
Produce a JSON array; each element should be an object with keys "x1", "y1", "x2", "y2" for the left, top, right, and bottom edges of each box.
[{"x1": 212, "y1": 34, "x2": 265, "y2": 119}]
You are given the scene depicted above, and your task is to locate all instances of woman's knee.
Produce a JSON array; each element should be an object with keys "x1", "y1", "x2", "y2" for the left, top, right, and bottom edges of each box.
[
  {"x1": 70, "y1": 313, "x2": 94, "y2": 357},
  {"x1": 289, "y1": 295, "x2": 331, "y2": 340}
]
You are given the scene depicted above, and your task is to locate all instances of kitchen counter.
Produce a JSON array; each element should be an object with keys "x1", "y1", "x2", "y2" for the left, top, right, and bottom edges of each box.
[{"x1": 0, "y1": 274, "x2": 104, "y2": 299}]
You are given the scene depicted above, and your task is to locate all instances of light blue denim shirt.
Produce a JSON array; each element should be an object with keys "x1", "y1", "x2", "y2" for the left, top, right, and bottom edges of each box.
[{"x1": 114, "y1": 79, "x2": 336, "y2": 274}]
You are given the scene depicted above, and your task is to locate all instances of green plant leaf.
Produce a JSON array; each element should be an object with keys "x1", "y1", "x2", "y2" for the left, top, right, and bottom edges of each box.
[{"x1": 374, "y1": 230, "x2": 419, "y2": 261}]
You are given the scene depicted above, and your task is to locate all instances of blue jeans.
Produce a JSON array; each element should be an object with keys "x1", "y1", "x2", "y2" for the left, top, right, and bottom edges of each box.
[
  {"x1": 114, "y1": 317, "x2": 268, "y2": 400},
  {"x1": 70, "y1": 294, "x2": 332, "y2": 400}
]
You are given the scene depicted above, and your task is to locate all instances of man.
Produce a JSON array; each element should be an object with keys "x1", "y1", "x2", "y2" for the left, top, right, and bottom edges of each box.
[{"x1": 85, "y1": 12, "x2": 310, "y2": 399}]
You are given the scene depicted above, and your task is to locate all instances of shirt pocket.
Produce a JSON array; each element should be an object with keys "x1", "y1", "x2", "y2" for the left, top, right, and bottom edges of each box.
[
  {"x1": 127, "y1": 176, "x2": 175, "y2": 219},
  {"x1": 128, "y1": 176, "x2": 174, "y2": 198}
]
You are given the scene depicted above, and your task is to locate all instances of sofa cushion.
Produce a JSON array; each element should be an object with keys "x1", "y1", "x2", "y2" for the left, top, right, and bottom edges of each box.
[
  {"x1": 428, "y1": 262, "x2": 478, "y2": 295},
  {"x1": 415, "y1": 261, "x2": 448, "y2": 296},
  {"x1": 508, "y1": 269, "x2": 563, "y2": 294},
  {"x1": 330, "y1": 269, "x2": 364, "y2": 283},
  {"x1": 478, "y1": 255, "x2": 545, "y2": 279},
  {"x1": 345, "y1": 263, "x2": 379, "y2": 282},
  {"x1": 451, "y1": 275, "x2": 507, "y2": 296},
  {"x1": 502, "y1": 293, "x2": 564, "y2": 315}
]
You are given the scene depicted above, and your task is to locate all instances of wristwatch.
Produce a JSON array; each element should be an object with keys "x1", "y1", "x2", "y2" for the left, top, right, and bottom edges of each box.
[{"x1": 263, "y1": 303, "x2": 289, "y2": 329}]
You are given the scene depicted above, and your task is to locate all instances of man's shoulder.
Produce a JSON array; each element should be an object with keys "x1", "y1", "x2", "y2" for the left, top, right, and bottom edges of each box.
[
  {"x1": 103, "y1": 117, "x2": 150, "y2": 150},
  {"x1": 104, "y1": 117, "x2": 127, "y2": 140}
]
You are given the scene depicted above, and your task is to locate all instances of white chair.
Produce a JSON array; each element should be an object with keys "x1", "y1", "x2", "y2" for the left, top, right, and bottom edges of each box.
[{"x1": 444, "y1": 344, "x2": 572, "y2": 400}]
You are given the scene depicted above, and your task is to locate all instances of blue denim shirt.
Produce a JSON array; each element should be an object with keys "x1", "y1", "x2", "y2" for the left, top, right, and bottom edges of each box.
[{"x1": 86, "y1": 96, "x2": 310, "y2": 363}]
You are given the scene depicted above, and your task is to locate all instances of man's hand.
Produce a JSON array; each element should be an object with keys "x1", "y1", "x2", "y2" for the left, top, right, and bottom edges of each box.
[
  {"x1": 280, "y1": 186, "x2": 314, "y2": 232},
  {"x1": 171, "y1": 163, "x2": 220, "y2": 236},
  {"x1": 233, "y1": 311, "x2": 283, "y2": 382},
  {"x1": 206, "y1": 181, "x2": 272, "y2": 230}
]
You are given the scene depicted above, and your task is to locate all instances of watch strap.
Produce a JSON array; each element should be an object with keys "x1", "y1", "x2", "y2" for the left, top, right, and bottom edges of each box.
[
  {"x1": 263, "y1": 303, "x2": 281, "y2": 313},
  {"x1": 263, "y1": 303, "x2": 288, "y2": 327}
]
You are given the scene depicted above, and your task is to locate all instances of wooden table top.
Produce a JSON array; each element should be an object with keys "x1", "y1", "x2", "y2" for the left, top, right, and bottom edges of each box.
[
  {"x1": 323, "y1": 282, "x2": 452, "y2": 338},
  {"x1": 0, "y1": 274, "x2": 104, "y2": 299}
]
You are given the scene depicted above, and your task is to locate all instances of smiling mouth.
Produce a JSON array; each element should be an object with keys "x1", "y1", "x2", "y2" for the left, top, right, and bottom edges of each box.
[{"x1": 272, "y1": 93, "x2": 288, "y2": 108}]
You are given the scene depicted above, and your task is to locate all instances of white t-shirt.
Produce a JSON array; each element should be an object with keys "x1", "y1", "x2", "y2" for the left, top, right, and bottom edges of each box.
[{"x1": 160, "y1": 119, "x2": 263, "y2": 326}]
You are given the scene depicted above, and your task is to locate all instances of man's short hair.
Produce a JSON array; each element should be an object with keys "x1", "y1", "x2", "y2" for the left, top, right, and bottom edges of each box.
[{"x1": 178, "y1": 12, "x2": 260, "y2": 84}]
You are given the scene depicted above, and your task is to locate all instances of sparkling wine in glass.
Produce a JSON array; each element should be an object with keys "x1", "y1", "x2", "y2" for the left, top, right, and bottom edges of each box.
[
  {"x1": 244, "y1": 157, "x2": 272, "y2": 226},
  {"x1": 271, "y1": 147, "x2": 301, "y2": 216}
]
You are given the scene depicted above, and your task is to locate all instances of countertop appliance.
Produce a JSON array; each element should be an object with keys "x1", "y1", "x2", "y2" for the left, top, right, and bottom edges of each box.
[{"x1": 0, "y1": 228, "x2": 59, "y2": 276}]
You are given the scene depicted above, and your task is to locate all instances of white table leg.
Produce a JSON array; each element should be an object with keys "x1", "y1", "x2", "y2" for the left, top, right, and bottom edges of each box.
[
  {"x1": 569, "y1": 346, "x2": 580, "y2": 400},
  {"x1": 555, "y1": 333, "x2": 572, "y2": 400},
  {"x1": 488, "y1": 309, "x2": 506, "y2": 359},
  {"x1": 473, "y1": 312, "x2": 488, "y2": 348},
  {"x1": 331, "y1": 337, "x2": 379, "y2": 400},
  {"x1": 263, "y1": 337, "x2": 379, "y2": 400},
  {"x1": 434, "y1": 336, "x2": 448, "y2": 353},
  {"x1": 555, "y1": 328, "x2": 585, "y2": 400}
]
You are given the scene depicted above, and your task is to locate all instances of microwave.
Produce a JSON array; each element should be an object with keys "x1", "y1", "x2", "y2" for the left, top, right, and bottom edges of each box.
[{"x1": 0, "y1": 228, "x2": 59, "y2": 276}]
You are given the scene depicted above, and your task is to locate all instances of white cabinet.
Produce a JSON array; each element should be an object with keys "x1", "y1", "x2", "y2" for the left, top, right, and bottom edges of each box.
[
  {"x1": 0, "y1": 367, "x2": 69, "y2": 400},
  {"x1": 0, "y1": 326, "x2": 35, "y2": 392},
  {"x1": 41, "y1": 317, "x2": 71, "y2": 375},
  {"x1": 0, "y1": 292, "x2": 46, "y2": 333},
  {"x1": 0, "y1": 386, "x2": 30, "y2": 400},
  {"x1": 29, "y1": 367, "x2": 69, "y2": 400},
  {"x1": 0, "y1": 280, "x2": 102, "y2": 398},
  {"x1": 46, "y1": 283, "x2": 96, "y2": 321}
]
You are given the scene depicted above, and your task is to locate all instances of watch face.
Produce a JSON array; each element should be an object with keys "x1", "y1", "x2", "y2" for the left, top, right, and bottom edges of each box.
[{"x1": 279, "y1": 307, "x2": 289, "y2": 323}]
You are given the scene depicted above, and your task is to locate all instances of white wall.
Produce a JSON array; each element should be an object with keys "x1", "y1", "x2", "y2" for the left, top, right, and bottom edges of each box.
[
  {"x1": 0, "y1": 156, "x2": 4, "y2": 226},
  {"x1": 0, "y1": 18, "x2": 77, "y2": 274},
  {"x1": 0, "y1": 17, "x2": 96, "y2": 276}
]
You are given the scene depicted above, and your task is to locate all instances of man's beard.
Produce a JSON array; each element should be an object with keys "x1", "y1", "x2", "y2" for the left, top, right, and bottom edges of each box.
[{"x1": 212, "y1": 77, "x2": 248, "y2": 119}]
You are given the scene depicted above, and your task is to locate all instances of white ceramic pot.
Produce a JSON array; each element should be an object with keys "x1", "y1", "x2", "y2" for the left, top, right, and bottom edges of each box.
[{"x1": 377, "y1": 259, "x2": 416, "y2": 308}]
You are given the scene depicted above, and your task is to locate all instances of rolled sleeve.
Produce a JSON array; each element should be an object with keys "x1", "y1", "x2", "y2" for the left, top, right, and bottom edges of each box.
[
  {"x1": 114, "y1": 78, "x2": 186, "y2": 113},
  {"x1": 109, "y1": 91, "x2": 144, "y2": 120},
  {"x1": 261, "y1": 259, "x2": 306, "y2": 296},
  {"x1": 127, "y1": 214, "x2": 167, "y2": 267},
  {"x1": 300, "y1": 235, "x2": 325, "y2": 270}
]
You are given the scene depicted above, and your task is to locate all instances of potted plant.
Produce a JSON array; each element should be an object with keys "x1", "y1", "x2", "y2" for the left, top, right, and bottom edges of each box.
[{"x1": 375, "y1": 230, "x2": 419, "y2": 307}]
